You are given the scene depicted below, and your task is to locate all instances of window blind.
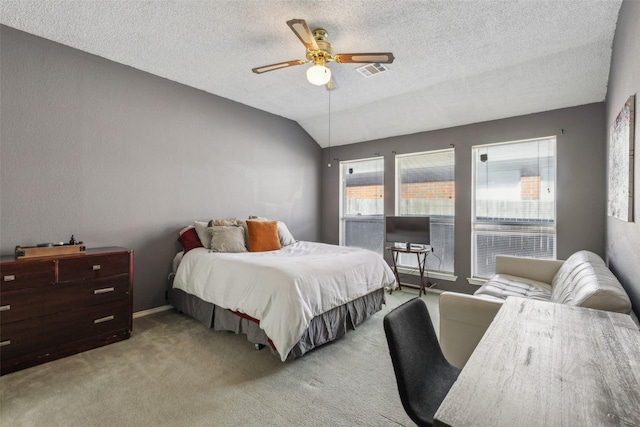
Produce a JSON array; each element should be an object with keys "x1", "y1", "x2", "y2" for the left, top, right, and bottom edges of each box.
[
  {"x1": 472, "y1": 138, "x2": 556, "y2": 278},
  {"x1": 341, "y1": 158, "x2": 384, "y2": 255},
  {"x1": 397, "y1": 149, "x2": 455, "y2": 273}
]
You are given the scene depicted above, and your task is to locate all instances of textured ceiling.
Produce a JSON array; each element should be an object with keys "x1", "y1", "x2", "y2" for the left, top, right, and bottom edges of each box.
[{"x1": 0, "y1": 1, "x2": 622, "y2": 147}]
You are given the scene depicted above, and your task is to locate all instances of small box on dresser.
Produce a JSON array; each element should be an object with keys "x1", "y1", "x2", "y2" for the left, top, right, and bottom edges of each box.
[{"x1": 0, "y1": 247, "x2": 133, "y2": 375}]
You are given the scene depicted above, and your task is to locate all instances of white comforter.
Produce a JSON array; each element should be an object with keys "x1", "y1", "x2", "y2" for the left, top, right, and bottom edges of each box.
[{"x1": 173, "y1": 241, "x2": 396, "y2": 360}]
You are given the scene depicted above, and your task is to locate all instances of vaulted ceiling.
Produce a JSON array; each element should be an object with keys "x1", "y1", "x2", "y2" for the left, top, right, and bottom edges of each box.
[{"x1": 0, "y1": 0, "x2": 623, "y2": 147}]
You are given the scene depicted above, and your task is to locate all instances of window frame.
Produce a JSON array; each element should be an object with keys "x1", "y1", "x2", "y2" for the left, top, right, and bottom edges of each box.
[
  {"x1": 394, "y1": 148, "x2": 456, "y2": 277},
  {"x1": 470, "y1": 136, "x2": 557, "y2": 281},
  {"x1": 339, "y1": 156, "x2": 385, "y2": 254}
]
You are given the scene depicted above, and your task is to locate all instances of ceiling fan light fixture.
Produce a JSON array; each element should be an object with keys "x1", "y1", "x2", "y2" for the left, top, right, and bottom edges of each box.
[
  {"x1": 253, "y1": 19, "x2": 394, "y2": 89},
  {"x1": 307, "y1": 64, "x2": 331, "y2": 86}
]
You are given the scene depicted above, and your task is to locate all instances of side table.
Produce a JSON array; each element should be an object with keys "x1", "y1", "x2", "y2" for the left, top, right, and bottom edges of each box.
[{"x1": 386, "y1": 246, "x2": 431, "y2": 296}]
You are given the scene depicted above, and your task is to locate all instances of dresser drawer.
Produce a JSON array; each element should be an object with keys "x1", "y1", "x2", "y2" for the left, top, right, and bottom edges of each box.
[
  {"x1": 0, "y1": 301, "x2": 129, "y2": 361},
  {"x1": 58, "y1": 252, "x2": 130, "y2": 282},
  {"x1": 0, "y1": 247, "x2": 133, "y2": 375},
  {"x1": 0, "y1": 275, "x2": 129, "y2": 324},
  {"x1": 0, "y1": 259, "x2": 56, "y2": 292}
]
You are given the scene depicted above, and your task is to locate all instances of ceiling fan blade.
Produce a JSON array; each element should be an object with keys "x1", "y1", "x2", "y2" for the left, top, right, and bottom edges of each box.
[
  {"x1": 333, "y1": 53, "x2": 395, "y2": 64},
  {"x1": 286, "y1": 19, "x2": 320, "y2": 51},
  {"x1": 252, "y1": 60, "x2": 307, "y2": 74}
]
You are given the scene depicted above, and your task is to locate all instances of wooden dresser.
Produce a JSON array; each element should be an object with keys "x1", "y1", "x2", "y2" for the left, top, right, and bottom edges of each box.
[{"x1": 0, "y1": 247, "x2": 133, "y2": 375}]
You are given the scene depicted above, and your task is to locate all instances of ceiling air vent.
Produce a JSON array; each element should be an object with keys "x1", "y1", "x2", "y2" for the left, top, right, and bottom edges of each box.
[{"x1": 355, "y1": 63, "x2": 389, "y2": 77}]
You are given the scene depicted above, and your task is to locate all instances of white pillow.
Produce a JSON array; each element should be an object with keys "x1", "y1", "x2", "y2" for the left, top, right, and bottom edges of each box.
[
  {"x1": 277, "y1": 222, "x2": 296, "y2": 246},
  {"x1": 194, "y1": 221, "x2": 211, "y2": 249},
  {"x1": 208, "y1": 226, "x2": 247, "y2": 253}
]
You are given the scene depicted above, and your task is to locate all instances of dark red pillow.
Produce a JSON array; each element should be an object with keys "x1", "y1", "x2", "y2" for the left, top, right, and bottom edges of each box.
[{"x1": 178, "y1": 227, "x2": 203, "y2": 253}]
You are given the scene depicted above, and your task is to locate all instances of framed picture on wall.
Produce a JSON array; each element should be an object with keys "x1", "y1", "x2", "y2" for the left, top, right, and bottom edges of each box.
[{"x1": 608, "y1": 94, "x2": 635, "y2": 222}]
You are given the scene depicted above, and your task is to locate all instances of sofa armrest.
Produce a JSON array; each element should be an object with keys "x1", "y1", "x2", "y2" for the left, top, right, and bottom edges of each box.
[
  {"x1": 439, "y1": 292, "x2": 503, "y2": 368},
  {"x1": 495, "y1": 255, "x2": 565, "y2": 285}
]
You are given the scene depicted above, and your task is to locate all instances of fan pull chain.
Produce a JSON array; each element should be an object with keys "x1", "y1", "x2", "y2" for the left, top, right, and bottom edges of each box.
[{"x1": 328, "y1": 88, "x2": 332, "y2": 167}]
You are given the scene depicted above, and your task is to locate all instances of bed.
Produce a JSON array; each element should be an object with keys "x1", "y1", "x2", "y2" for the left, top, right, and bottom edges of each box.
[{"x1": 170, "y1": 234, "x2": 396, "y2": 361}]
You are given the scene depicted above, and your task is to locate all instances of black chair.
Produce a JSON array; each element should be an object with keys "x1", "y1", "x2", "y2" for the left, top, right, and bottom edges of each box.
[{"x1": 383, "y1": 297, "x2": 461, "y2": 426}]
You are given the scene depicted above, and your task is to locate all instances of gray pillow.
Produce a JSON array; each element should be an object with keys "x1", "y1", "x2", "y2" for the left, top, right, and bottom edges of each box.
[
  {"x1": 236, "y1": 220, "x2": 250, "y2": 250},
  {"x1": 208, "y1": 226, "x2": 247, "y2": 253}
]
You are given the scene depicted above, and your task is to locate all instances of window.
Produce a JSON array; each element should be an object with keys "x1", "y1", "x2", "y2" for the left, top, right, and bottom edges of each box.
[
  {"x1": 472, "y1": 137, "x2": 556, "y2": 279},
  {"x1": 396, "y1": 149, "x2": 455, "y2": 274},
  {"x1": 340, "y1": 157, "x2": 384, "y2": 255}
]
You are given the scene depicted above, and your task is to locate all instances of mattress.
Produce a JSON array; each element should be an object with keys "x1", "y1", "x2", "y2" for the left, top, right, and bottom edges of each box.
[{"x1": 172, "y1": 241, "x2": 396, "y2": 360}]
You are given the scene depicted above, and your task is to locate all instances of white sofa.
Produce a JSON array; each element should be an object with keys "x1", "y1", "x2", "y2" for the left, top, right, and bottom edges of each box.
[{"x1": 439, "y1": 250, "x2": 634, "y2": 368}]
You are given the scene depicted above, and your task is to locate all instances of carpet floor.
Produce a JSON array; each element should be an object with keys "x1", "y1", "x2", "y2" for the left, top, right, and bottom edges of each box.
[{"x1": 1, "y1": 288, "x2": 439, "y2": 426}]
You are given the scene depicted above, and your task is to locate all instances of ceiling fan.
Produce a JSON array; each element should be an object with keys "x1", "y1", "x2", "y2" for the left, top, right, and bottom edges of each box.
[{"x1": 252, "y1": 19, "x2": 395, "y2": 89}]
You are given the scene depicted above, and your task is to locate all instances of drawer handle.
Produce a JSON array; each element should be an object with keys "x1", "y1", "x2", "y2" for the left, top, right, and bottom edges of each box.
[
  {"x1": 0, "y1": 305, "x2": 10, "y2": 312},
  {"x1": 0, "y1": 340, "x2": 10, "y2": 347},
  {"x1": 94, "y1": 287, "x2": 115, "y2": 295},
  {"x1": 94, "y1": 315, "x2": 114, "y2": 324},
  {"x1": 92, "y1": 265, "x2": 101, "y2": 271},
  {"x1": 3, "y1": 275, "x2": 15, "y2": 282}
]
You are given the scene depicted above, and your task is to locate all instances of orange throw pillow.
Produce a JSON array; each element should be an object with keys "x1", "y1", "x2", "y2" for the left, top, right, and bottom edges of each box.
[{"x1": 246, "y1": 220, "x2": 281, "y2": 252}]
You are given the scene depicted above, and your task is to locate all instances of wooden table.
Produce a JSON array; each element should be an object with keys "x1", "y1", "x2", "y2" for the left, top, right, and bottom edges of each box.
[{"x1": 434, "y1": 297, "x2": 640, "y2": 427}]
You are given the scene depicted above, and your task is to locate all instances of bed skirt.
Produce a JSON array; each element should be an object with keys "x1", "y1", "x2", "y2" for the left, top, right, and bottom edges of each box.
[{"x1": 170, "y1": 287, "x2": 386, "y2": 360}]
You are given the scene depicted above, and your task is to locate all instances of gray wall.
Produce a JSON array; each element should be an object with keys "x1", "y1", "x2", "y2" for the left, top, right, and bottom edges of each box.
[
  {"x1": 0, "y1": 26, "x2": 322, "y2": 312},
  {"x1": 322, "y1": 103, "x2": 606, "y2": 295},
  {"x1": 605, "y1": 0, "x2": 640, "y2": 316}
]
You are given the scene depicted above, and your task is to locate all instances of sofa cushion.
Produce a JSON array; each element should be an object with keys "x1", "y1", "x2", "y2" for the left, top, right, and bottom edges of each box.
[
  {"x1": 551, "y1": 250, "x2": 631, "y2": 313},
  {"x1": 474, "y1": 274, "x2": 552, "y2": 301}
]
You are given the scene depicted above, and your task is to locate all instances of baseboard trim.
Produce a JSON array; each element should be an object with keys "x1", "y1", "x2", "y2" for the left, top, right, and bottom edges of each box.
[
  {"x1": 133, "y1": 304, "x2": 173, "y2": 319},
  {"x1": 398, "y1": 283, "x2": 445, "y2": 295}
]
